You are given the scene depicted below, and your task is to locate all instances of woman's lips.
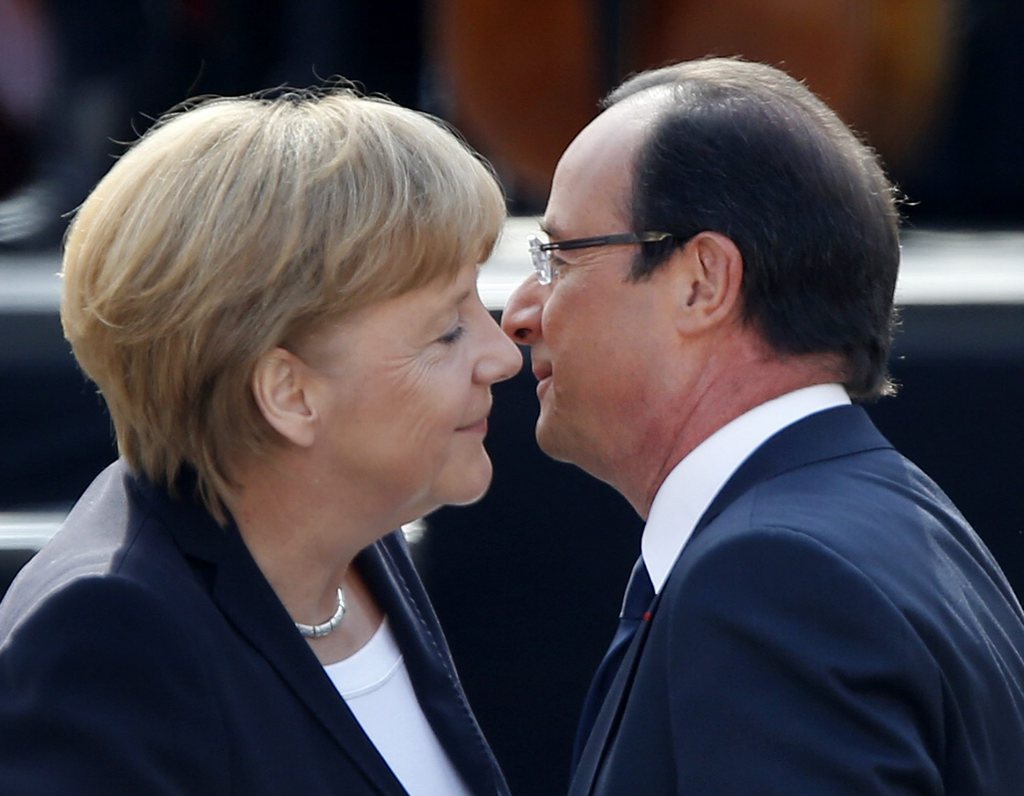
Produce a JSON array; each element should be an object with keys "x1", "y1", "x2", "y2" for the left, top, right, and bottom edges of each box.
[{"x1": 457, "y1": 417, "x2": 488, "y2": 434}]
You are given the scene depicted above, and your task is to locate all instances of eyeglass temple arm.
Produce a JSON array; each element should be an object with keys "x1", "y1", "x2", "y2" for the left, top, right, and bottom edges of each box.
[{"x1": 540, "y1": 231, "x2": 673, "y2": 252}]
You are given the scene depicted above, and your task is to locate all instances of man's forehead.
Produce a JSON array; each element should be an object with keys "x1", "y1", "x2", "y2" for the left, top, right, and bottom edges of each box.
[
  {"x1": 562, "y1": 88, "x2": 669, "y2": 172},
  {"x1": 543, "y1": 98, "x2": 661, "y2": 233}
]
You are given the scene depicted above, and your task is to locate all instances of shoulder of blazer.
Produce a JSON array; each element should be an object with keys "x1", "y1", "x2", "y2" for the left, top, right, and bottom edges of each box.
[{"x1": 1, "y1": 461, "x2": 156, "y2": 636}]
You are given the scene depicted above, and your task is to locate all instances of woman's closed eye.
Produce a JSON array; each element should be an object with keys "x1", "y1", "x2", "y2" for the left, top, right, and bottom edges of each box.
[{"x1": 437, "y1": 325, "x2": 466, "y2": 345}]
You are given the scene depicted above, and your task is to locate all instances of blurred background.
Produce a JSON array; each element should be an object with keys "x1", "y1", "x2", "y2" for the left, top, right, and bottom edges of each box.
[
  {"x1": 1, "y1": 0, "x2": 1023, "y2": 240},
  {"x1": 1, "y1": 1, "x2": 1023, "y2": 794}
]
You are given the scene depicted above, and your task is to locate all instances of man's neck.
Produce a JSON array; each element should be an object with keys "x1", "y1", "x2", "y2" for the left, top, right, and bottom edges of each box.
[{"x1": 627, "y1": 354, "x2": 844, "y2": 519}]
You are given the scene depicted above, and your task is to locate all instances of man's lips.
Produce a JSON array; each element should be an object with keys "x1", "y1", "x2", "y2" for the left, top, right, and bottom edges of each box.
[
  {"x1": 536, "y1": 377, "x2": 552, "y2": 401},
  {"x1": 534, "y1": 370, "x2": 553, "y2": 401}
]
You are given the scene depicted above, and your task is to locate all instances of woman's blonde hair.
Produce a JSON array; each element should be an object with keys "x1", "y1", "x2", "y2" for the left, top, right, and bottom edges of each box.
[{"x1": 61, "y1": 88, "x2": 506, "y2": 521}]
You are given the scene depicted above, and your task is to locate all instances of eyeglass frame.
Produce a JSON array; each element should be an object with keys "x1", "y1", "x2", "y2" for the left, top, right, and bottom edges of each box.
[{"x1": 527, "y1": 231, "x2": 676, "y2": 285}]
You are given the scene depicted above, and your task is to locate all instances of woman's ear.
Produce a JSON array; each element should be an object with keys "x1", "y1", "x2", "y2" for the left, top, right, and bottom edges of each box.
[
  {"x1": 671, "y1": 231, "x2": 744, "y2": 335},
  {"x1": 251, "y1": 347, "x2": 317, "y2": 447}
]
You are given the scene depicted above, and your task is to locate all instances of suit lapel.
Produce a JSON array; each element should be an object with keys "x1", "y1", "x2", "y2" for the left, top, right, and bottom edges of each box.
[
  {"x1": 570, "y1": 593, "x2": 661, "y2": 796},
  {"x1": 569, "y1": 405, "x2": 893, "y2": 795}
]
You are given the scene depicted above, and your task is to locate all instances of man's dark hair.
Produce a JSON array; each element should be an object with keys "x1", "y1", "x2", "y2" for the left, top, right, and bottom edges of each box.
[{"x1": 606, "y1": 58, "x2": 901, "y2": 400}]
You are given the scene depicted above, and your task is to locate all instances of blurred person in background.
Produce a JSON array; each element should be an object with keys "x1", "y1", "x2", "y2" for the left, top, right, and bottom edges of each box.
[
  {"x1": 0, "y1": 0, "x2": 426, "y2": 250},
  {"x1": 0, "y1": 87, "x2": 519, "y2": 795},
  {"x1": 0, "y1": 0, "x2": 162, "y2": 249}
]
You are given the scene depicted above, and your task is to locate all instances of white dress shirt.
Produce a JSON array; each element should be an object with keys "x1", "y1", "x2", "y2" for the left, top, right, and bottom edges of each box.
[{"x1": 641, "y1": 383, "x2": 851, "y2": 594}]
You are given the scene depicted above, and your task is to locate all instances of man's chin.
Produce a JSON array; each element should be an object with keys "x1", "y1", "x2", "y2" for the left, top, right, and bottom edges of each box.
[{"x1": 535, "y1": 417, "x2": 575, "y2": 465}]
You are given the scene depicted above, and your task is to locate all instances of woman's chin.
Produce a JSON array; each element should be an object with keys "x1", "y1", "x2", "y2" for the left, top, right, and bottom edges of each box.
[{"x1": 434, "y1": 456, "x2": 494, "y2": 509}]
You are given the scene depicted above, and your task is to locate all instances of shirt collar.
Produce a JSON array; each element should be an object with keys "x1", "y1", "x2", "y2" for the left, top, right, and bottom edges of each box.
[{"x1": 641, "y1": 383, "x2": 851, "y2": 594}]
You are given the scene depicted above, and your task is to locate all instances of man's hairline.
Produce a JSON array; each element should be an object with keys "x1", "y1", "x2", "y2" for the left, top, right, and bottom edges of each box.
[{"x1": 600, "y1": 86, "x2": 677, "y2": 236}]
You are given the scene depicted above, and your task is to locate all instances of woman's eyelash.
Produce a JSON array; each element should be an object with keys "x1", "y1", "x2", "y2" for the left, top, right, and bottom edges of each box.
[{"x1": 438, "y1": 325, "x2": 466, "y2": 345}]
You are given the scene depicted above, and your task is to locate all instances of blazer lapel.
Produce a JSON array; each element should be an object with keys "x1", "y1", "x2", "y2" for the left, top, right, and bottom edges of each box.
[
  {"x1": 214, "y1": 538, "x2": 408, "y2": 794},
  {"x1": 151, "y1": 484, "x2": 408, "y2": 796},
  {"x1": 570, "y1": 406, "x2": 893, "y2": 794},
  {"x1": 363, "y1": 533, "x2": 510, "y2": 796}
]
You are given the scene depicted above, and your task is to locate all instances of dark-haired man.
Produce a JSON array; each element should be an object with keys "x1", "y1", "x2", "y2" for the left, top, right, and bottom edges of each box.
[{"x1": 502, "y1": 58, "x2": 1024, "y2": 795}]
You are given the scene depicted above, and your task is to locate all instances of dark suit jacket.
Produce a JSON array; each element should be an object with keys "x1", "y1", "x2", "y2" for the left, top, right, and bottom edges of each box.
[
  {"x1": 572, "y1": 406, "x2": 1024, "y2": 795},
  {"x1": 0, "y1": 461, "x2": 509, "y2": 795}
]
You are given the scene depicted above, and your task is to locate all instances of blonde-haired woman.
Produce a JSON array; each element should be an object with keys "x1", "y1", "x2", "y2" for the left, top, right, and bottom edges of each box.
[{"x1": 0, "y1": 89, "x2": 520, "y2": 795}]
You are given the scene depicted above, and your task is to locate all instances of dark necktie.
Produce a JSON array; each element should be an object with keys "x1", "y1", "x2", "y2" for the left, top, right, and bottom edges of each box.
[{"x1": 571, "y1": 556, "x2": 655, "y2": 774}]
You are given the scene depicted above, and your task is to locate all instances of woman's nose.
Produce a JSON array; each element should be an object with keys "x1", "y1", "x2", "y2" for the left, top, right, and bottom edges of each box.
[{"x1": 477, "y1": 309, "x2": 523, "y2": 385}]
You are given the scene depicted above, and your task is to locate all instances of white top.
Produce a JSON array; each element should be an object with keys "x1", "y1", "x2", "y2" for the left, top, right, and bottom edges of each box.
[
  {"x1": 641, "y1": 383, "x2": 851, "y2": 594},
  {"x1": 324, "y1": 618, "x2": 472, "y2": 796}
]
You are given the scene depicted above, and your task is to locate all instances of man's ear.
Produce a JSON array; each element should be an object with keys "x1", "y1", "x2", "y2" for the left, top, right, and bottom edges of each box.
[
  {"x1": 672, "y1": 231, "x2": 744, "y2": 334},
  {"x1": 251, "y1": 347, "x2": 317, "y2": 448}
]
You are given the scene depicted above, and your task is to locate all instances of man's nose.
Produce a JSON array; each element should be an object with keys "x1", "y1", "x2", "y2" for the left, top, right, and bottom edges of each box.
[{"x1": 500, "y1": 277, "x2": 545, "y2": 345}]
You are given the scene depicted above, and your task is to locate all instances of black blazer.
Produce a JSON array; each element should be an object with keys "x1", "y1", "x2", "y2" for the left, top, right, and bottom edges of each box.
[
  {"x1": 0, "y1": 461, "x2": 509, "y2": 795},
  {"x1": 572, "y1": 406, "x2": 1024, "y2": 795}
]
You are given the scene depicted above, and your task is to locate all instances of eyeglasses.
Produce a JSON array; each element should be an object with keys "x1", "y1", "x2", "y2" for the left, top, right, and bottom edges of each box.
[{"x1": 527, "y1": 231, "x2": 675, "y2": 285}]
